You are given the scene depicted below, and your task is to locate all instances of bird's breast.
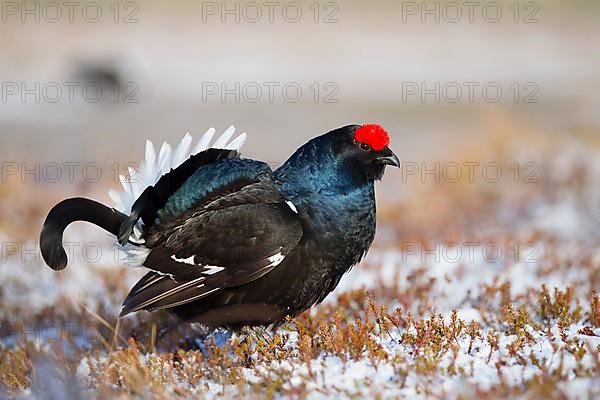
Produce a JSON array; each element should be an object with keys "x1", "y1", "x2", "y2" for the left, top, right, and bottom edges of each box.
[{"x1": 294, "y1": 188, "x2": 377, "y2": 273}]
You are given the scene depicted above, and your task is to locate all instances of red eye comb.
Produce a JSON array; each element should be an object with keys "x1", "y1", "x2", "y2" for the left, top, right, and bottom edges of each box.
[{"x1": 354, "y1": 124, "x2": 389, "y2": 151}]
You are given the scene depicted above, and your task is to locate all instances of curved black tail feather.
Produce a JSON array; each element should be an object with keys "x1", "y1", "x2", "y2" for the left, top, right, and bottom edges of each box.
[{"x1": 40, "y1": 197, "x2": 128, "y2": 270}]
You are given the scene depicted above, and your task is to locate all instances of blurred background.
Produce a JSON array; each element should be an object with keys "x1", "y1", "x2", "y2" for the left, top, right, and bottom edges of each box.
[{"x1": 0, "y1": 0, "x2": 598, "y2": 195}]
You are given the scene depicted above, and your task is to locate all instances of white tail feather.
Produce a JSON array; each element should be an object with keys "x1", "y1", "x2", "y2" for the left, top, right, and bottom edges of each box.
[
  {"x1": 171, "y1": 132, "x2": 193, "y2": 168},
  {"x1": 191, "y1": 128, "x2": 216, "y2": 154},
  {"x1": 110, "y1": 126, "x2": 246, "y2": 214},
  {"x1": 225, "y1": 132, "x2": 247, "y2": 150},
  {"x1": 212, "y1": 126, "x2": 236, "y2": 148},
  {"x1": 110, "y1": 126, "x2": 247, "y2": 267}
]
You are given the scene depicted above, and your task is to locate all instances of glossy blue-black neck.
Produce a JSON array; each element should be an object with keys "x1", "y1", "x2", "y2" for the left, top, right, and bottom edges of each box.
[
  {"x1": 273, "y1": 133, "x2": 375, "y2": 201},
  {"x1": 273, "y1": 132, "x2": 377, "y2": 270}
]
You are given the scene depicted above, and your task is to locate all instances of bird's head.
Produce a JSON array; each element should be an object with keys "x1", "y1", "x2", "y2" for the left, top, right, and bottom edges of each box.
[
  {"x1": 276, "y1": 124, "x2": 399, "y2": 192},
  {"x1": 328, "y1": 124, "x2": 400, "y2": 183}
]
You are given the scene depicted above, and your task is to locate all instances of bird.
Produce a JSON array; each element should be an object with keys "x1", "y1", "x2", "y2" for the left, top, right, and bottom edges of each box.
[{"x1": 40, "y1": 124, "x2": 399, "y2": 329}]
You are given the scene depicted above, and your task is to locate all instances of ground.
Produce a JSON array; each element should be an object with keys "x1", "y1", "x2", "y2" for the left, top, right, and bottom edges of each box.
[{"x1": 0, "y1": 127, "x2": 599, "y2": 399}]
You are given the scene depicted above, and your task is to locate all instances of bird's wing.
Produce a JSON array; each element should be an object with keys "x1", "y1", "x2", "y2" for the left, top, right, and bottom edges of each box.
[
  {"x1": 119, "y1": 181, "x2": 303, "y2": 316},
  {"x1": 117, "y1": 147, "x2": 241, "y2": 244}
]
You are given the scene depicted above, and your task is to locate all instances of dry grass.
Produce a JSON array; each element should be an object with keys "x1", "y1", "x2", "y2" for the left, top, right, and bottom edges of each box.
[{"x1": 1, "y1": 281, "x2": 598, "y2": 398}]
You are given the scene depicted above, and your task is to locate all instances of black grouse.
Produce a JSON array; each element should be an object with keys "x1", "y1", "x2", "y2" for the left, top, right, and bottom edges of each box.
[{"x1": 40, "y1": 124, "x2": 399, "y2": 329}]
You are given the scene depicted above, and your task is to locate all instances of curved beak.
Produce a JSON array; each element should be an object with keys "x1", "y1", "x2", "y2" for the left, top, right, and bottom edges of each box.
[{"x1": 376, "y1": 146, "x2": 400, "y2": 167}]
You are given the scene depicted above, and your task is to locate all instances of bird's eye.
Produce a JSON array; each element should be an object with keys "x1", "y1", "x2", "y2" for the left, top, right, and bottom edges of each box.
[{"x1": 359, "y1": 142, "x2": 371, "y2": 151}]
